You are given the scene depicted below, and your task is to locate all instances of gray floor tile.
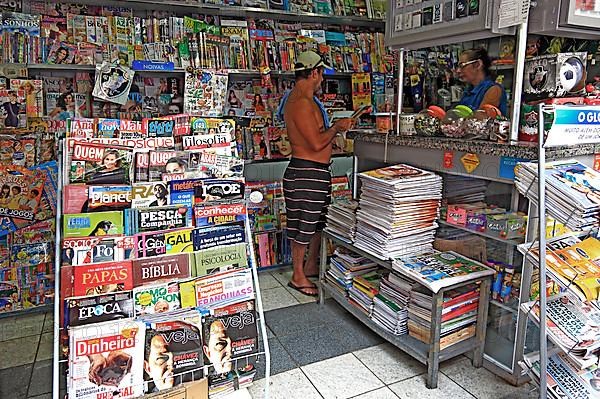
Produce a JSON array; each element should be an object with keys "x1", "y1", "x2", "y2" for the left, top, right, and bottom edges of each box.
[
  {"x1": 36, "y1": 333, "x2": 53, "y2": 362},
  {"x1": 277, "y1": 324, "x2": 349, "y2": 366},
  {"x1": 350, "y1": 387, "x2": 399, "y2": 399},
  {"x1": 330, "y1": 318, "x2": 384, "y2": 352},
  {"x1": 0, "y1": 364, "x2": 33, "y2": 399},
  {"x1": 27, "y1": 394, "x2": 52, "y2": 399},
  {"x1": 265, "y1": 302, "x2": 340, "y2": 337},
  {"x1": 255, "y1": 338, "x2": 297, "y2": 380},
  {"x1": 27, "y1": 360, "x2": 52, "y2": 397},
  {"x1": 285, "y1": 284, "x2": 319, "y2": 304},
  {"x1": 0, "y1": 313, "x2": 45, "y2": 342},
  {"x1": 441, "y1": 356, "x2": 535, "y2": 399},
  {"x1": 353, "y1": 343, "x2": 426, "y2": 384},
  {"x1": 258, "y1": 272, "x2": 283, "y2": 290},
  {"x1": 270, "y1": 267, "x2": 294, "y2": 286},
  {"x1": 249, "y1": 368, "x2": 322, "y2": 399},
  {"x1": 42, "y1": 313, "x2": 55, "y2": 334},
  {"x1": 261, "y1": 286, "x2": 300, "y2": 312},
  {"x1": 0, "y1": 335, "x2": 39, "y2": 369},
  {"x1": 388, "y1": 373, "x2": 476, "y2": 399},
  {"x1": 302, "y1": 353, "x2": 383, "y2": 399}
]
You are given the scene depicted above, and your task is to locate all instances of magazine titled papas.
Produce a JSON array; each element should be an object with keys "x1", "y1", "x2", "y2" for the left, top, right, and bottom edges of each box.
[
  {"x1": 202, "y1": 300, "x2": 258, "y2": 376},
  {"x1": 143, "y1": 311, "x2": 204, "y2": 393},
  {"x1": 69, "y1": 142, "x2": 133, "y2": 185},
  {"x1": 68, "y1": 319, "x2": 145, "y2": 399}
]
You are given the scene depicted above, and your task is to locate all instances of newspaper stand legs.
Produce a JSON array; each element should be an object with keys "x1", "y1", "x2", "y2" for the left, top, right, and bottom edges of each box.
[{"x1": 319, "y1": 231, "x2": 490, "y2": 390}]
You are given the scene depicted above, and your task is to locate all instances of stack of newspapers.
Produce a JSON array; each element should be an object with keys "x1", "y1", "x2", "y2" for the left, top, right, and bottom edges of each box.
[
  {"x1": 514, "y1": 159, "x2": 600, "y2": 231},
  {"x1": 326, "y1": 199, "x2": 359, "y2": 242},
  {"x1": 355, "y1": 164, "x2": 442, "y2": 260}
]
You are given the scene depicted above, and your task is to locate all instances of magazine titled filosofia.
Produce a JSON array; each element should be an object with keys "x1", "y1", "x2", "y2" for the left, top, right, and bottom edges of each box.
[{"x1": 92, "y1": 62, "x2": 135, "y2": 105}]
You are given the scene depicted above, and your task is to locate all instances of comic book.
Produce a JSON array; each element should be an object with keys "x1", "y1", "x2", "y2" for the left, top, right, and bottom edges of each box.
[
  {"x1": 0, "y1": 135, "x2": 37, "y2": 167},
  {"x1": 202, "y1": 300, "x2": 258, "y2": 376},
  {"x1": 184, "y1": 70, "x2": 228, "y2": 117},
  {"x1": 132, "y1": 253, "x2": 191, "y2": 286},
  {"x1": 351, "y1": 72, "x2": 372, "y2": 110},
  {"x1": 68, "y1": 142, "x2": 133, "y2": 185},
  {"x1": 0, "y1": 89, "x2": 27, "y2": 129},
  {"x1": 62, "y1": 235, "x2": 135, "y2": 266},
  {"x1": 66, "y1": 292, "x2": 134, "y2": 327},
  {"x1": 68, "y1": 319, "x2": 145, "y2": 399},
  {"x1": 62, "y1": 210, "x2": 124, "y2": 238},
  {"x1": 0, "y1": 165, "x2": 45, "y2": 221},
  {"x1": 131, "y1": 182, "x2": 170, "y2": 208},
  {"x1": 142, "y1": 311, "x2": 204, "y2": 393},
  {"x1": 133, "y1": 281, "x2": 180, "y2": 316},
  {"x1": 61, "y1": 260, "x2": 133, "y2": 298},
  {"x1": 0, "y1": 281, "x2": 20, "y2": 313}
]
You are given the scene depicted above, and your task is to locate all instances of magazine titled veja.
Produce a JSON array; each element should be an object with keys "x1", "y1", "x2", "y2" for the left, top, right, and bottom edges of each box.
[{"x1": 69, "y1": 319, "x2": 146, "y2": 399}]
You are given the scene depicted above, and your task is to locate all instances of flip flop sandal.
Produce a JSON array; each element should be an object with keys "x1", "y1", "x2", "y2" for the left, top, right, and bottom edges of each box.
[{"x1": 287, "y1": 281, "x2": 319, "y2": 297}]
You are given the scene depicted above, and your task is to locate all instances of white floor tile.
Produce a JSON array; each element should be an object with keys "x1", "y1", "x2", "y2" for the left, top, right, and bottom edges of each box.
[
  {"x1": 260, "y1": 286, "x2": 300, "y2": 311},
  {"x1": 285, "y1": 284, "x2": 319, "y2": 304},
  {"x1": 221, "y1": 388, "x2": 253, "y2": 399},
  {"x1": 271, "y1": 268, "x2": 294, "y2": 286},
  {"x1": 258, "y1": 272, "x2": 283, "y2": 290},
  {"x1": 388, "y1": 373, "x2": 475, "y2": 399},
  {"x1": 249, "y1": 369, "x2": 321, "y2": 399},
  {"x1": 441, "y1": 356, "x2": 535, "y2": 399},
  {"x1": 302, "y1": 353, "x2": 384, "y2": 399},
  {"x1": 353, "y1": 343, "x2": 426, "y2": 384},
  {"x1": 350, "y1": 387, "x2": 398, "y2": 399}
]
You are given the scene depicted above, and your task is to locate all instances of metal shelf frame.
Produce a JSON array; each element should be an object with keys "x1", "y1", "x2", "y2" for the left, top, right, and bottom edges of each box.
[
  {"x1": 438, "y1": 220, "x2": 524, "y2": 247},
  {"x1": 319, "y1": 230, "x2": 492, "y2": 389}
]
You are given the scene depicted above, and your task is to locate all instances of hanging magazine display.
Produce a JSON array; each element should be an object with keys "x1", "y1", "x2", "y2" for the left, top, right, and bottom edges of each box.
[
  {"x1": 92, "y1": 63, "x2": 135, "y2": 105},
  {"x1": 184, "y1": 69, "x2": 228, "y2": 116}
]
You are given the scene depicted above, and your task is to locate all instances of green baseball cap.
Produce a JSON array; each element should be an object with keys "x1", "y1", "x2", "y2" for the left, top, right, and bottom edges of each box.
[{"x1": 293, "y1": 51, "x2": 331, "y2": 71}]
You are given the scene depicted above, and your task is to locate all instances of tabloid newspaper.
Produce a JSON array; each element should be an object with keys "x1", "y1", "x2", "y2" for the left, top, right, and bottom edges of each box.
[
  {"x1": 62, "y1": 235, "x2": 135, "y2": 266},
  {"x1": 133, "y1": 281, "x2": 181, "y2": 316},
  {"x1": 68, "y1": 319, "x2": 146, "y2": 399}
]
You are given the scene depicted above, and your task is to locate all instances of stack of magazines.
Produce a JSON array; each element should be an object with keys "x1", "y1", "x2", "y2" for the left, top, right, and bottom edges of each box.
[
  {"x1": 522, "y1": 294, "x2": 600, "y2": 370},
  {"x1": 408, "y1": 284, "x2": 481, "y2": 349},
  {"x1": 355, "y1": 164, "x2": 442, "y2": 260},
  {"x1": 514, "y1": 160, "x2": 600, "y2": 231},
  {"x1": 326, "y1": 248, "x2": 378, "y2": 294},
  {"x1": 325, "y1": 199, "x2": 359, "y2": 242},
  {"x1": 443, "y1": 175, "x2": 488, "y2": 204},
  {"x1": 372, "y1": 274, "x2": 411, "y2": 336},
  {"x1": 523, "y1": 350, "x2": 599, "y2": 399},
  {"x1": 521, "y1": 234, "x2": 600, "y2": 307},
  {"x1": 348, "y1": 270, "x2": 382, "y2": 315}
]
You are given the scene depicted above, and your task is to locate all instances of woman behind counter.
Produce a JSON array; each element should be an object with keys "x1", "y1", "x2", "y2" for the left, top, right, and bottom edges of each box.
[{"x1": 457, "y1": 48, "x2": 508, "y2": 116}]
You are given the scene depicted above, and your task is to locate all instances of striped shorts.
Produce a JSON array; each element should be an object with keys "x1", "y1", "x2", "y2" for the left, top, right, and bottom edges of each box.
[{"x1": 283, "y1": 158, "x2": 332, "y2": 245}]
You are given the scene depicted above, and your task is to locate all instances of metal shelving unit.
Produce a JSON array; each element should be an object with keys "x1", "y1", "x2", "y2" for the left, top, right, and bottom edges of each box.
[
  {"x1": 319, "y1": 229, "x2": 493, "y2": 389},
  {"x1": 438, "y1": 220, "x2": 524, "y2": 246}
]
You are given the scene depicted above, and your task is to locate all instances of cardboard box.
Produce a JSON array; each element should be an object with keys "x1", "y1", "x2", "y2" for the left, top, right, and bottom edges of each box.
[
  {"x1": 144, "y1": 379, "x2": 208, "y2": 399},
  {"x1": 486, "y1": 213, "x2": 526, "y2": 240}
]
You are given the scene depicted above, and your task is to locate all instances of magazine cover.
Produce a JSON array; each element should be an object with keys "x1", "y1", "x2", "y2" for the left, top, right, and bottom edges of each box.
[
  {"x1": 267, "y1": 127, "x2": 291, "y2": 159},
  {"x1": 0, "y1": 134, "x2": 35, "y2": 167},
  {"x1": 133, "y1": 205, "x2": 193, "y2": 233},
  {"x1": 132, "y1": 253, "x2": 191, "y2": 286},
  {"x1": 148, "y1": 150, "x2": 189, "y2": 181},
  {"x1": 61, "y1": 260, "x2": 134, "y2": 297},
  {"x1": 46, "y1": 41, "x2": 76, "y2": 64},
  {"x1": 69, "y1": 319, "x2": 145, "y2": 399},
  {"x1": 134, "y1": 230, "x2": 168, "y2": 258},
  {"x1": 0, "y1": 89, "x2": 26, "y2": 129},
  {"x1": 202, "y1": 300, "x2": 258, "y2": 376},
  {"x1": 143, "y1": 313, "x2": 204, "y2": 393},
  {"x1": 191, "y1": 242, "x2": 249, "y2": 276},
  {"x1": 360, "y1": 163, "x2": 432, "y2": 183},
  {"x1": 194, "y1": 179, "x2": 245, "y2": 204},
  {"x1": 9, "y1": 79, "x2": 44, "y2": 118},
  {"x1": 188, "y1": 152, "x2": 244, "y2": 179},
  {"x1": 62, "y1": 235, "x2": 135, "y2": 266},
  {"x1": 131, "y1": 182, "x2": 170, "y2": 208},
  {"x1": 194, "y1": 202, "x2": 246, "y2": 228},
  {"x1": 66, "y1": 292, "x2": 134, "y2": 327},
  {"x1": 164, "y1": 228, "x2": 195, "y2": 253},
  {"x1": 184, "y1": 70, "x2": 228, "y2": 116},
  {"x1": 133, "y1": 281, "x2": 181, "y2": 316},
  {"x1": 69, "y1": 142, "x2": 133, "y2": 185},
  {"x1": 92, "y1": 62, "x2": 135, "y2": 105},
  {"x1": 193, "y1": 224, "x2": 245, "y2": 251},
  {"x1": 63, "y1": 211, "x2": 124, "y2": 238},
  {"x1": 0, "y1": 281, "x2": 20, "y2": 313},
  {"x1": 194, "y1": 268, "x2": 254, "y2": 308},
  {"x1": 0, "y1": 166, "x2": 45, "y2": 221},
  {"x1": 87, "y1": 185, "x2": 132, "y2": 211}
]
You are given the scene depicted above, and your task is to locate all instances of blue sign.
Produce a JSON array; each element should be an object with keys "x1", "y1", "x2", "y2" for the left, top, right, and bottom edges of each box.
[
  {"x1": 499, "y1": 156, "x2": 529, "y2": 180},
  {"x1": 131, "y1": 61, "x2": 175, "y2": 71}
]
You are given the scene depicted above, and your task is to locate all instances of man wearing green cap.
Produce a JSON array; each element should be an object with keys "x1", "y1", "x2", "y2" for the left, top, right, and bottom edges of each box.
[{"x1": 277, "y1": 50, "x2": 354, "y2": 297}]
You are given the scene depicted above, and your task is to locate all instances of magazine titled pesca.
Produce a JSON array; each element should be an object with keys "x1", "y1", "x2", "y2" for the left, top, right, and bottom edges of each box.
[{"x1": 69, "y1": 319, "x2": 146, "y2": 399}]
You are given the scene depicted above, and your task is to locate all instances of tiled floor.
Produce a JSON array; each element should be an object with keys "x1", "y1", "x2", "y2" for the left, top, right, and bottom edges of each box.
[{"x1": 0, "y1": 267, "x2": 536, "y2": 399}]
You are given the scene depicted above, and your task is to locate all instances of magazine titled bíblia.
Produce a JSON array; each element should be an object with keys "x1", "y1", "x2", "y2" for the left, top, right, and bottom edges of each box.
[{"x1": 69, "y1": 319, "x2": 145, "y2": 399}]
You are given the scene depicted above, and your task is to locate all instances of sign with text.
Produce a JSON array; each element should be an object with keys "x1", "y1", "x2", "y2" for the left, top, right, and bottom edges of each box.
[{"x1": 544, "y1": 106, "x2": 600, "y2": 147}]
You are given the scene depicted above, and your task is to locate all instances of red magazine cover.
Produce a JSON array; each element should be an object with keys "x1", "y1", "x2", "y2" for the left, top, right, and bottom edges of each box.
[{"x1": 61, "y1": 260, "x2": 133, "y2": 298}]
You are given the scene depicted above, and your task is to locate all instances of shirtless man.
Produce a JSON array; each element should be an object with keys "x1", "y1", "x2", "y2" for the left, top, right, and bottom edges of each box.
[{"x1": 281, "y1": 51, "x2": 354, "y2": 297}]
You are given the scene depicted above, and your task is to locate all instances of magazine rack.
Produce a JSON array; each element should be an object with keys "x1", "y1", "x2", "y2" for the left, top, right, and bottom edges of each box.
[
  {"x1": 514, "y1": 104, "x2": 600, "y2": 399},
  {"x1": 318, "y1": 229, "x2": 493, "y2": 389},
  {"x1": 51, "y1": 137, "x2": 272, "y2": 399}
]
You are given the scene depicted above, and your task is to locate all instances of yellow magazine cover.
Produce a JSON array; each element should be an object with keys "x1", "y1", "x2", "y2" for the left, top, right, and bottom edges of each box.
[
  {"x1": 178, "y1": 277, "x2": 200, "y2": 308},
  {"x1": 164, "y1": 228, "x2": 194, "y2": 253},
  {"x1": 351, "y1": 72, "x2": 371, "y2": 111}
]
